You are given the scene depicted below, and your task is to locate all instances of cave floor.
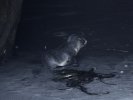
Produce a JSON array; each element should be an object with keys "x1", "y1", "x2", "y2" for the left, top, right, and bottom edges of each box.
[{"x1": 0, "y1": 51, "x2": 133, "y2": 100}]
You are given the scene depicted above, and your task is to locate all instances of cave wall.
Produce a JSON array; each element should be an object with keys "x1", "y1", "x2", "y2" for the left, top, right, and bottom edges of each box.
[{"x1": 0, "y1": 0, "x2": 23, "y2": 63}]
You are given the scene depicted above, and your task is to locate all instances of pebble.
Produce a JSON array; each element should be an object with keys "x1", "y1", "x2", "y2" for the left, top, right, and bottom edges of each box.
[
  {"x1": 124, "y1": 65, "x2": 128, "y2": 68},
  {"x1": 120, "y1": 71, "x2": 124, "y2": 74}
]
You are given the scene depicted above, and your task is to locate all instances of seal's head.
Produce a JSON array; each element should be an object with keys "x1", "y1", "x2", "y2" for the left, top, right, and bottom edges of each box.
[{"x1": 67, "y1": 33, "x2": 87, "y2": 54}]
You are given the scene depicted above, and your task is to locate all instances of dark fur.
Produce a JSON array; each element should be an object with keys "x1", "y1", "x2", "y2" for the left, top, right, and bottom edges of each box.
[{"x1": 42, "y1": 33, "x2": 87, "y2": 70}]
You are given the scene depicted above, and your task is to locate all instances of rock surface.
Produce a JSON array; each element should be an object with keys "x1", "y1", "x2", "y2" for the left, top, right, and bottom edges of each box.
[{"x1": 0, "y1": 0, "x2": 23, "y2": 63}]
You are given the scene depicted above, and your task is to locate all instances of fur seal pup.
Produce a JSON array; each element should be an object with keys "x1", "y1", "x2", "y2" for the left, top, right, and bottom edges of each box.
[{"x1": 42, "y1": 33, "x2": 87, "y2": 71}]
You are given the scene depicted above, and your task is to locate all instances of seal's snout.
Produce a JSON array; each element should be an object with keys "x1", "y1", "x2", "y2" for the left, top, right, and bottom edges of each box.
[
  {"x1": 80, "y1": 38, "x2": 87, "y2": 46},
  {"x1": 83, "y1": 38, "x2": 87, "y2": 45}
]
